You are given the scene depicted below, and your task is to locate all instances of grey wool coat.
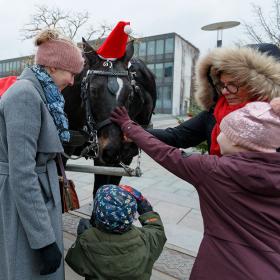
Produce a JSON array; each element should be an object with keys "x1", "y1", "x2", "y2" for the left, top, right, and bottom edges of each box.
[{"x1": 0, "y1": 68, "x2": 65, "y2": 280}]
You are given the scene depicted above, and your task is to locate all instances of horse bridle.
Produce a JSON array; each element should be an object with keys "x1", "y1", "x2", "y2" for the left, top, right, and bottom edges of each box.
[
  {"x1": 81, "y1": 61, "x2": 129, "y2": 137},
  {"x1": 66, "y1": 61, "x2": 134, "y2": 160}
]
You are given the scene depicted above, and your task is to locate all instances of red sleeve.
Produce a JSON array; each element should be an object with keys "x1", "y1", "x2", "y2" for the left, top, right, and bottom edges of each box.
[{"x1": 121, "y1": 121, "x2": 218, "y2": 187}]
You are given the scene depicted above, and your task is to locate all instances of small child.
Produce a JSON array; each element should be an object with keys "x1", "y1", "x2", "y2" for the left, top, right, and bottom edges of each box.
[
  {"x1": 110, "y1": 98, "x2": 280, "y2": 280},
  {"x1": 66, "y1": 184, "x2": 166, "y2": 280}
]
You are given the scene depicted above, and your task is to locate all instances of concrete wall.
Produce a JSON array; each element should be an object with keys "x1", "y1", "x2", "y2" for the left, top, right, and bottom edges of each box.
[{"x1": 173, "y1": 35, "x2": 199, "y2": 115}]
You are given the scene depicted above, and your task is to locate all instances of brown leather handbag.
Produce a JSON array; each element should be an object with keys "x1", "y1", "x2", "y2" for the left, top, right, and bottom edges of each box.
[{"x1": 57, "y1": 154, "x2": 80, "y2": 213}]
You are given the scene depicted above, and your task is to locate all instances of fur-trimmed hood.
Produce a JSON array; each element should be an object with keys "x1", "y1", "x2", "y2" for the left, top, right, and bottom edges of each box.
[{"x1": 194, "y1": 46, "x2": 280, "y2": 110}]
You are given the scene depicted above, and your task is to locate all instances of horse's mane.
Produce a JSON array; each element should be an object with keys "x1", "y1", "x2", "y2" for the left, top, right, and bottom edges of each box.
[{"x1": 130, "y1": 58, "x2": 157, "y2": 108}]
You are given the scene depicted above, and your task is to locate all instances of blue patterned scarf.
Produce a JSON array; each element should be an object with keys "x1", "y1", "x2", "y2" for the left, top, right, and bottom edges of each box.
[{"x1": 30, "y1": 65, "x2": 70, "y2": 142}]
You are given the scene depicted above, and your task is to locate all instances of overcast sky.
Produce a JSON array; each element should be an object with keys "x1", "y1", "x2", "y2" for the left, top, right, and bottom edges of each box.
[{"x1": 0, "y1": 0, "x2": 274, "y2": 60}]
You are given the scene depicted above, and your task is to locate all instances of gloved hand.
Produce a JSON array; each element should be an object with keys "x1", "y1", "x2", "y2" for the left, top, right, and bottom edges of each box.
[
  {"x1": 118, "y1": 185, "x2": 153, "y2": 215},
  {"x1": 137, "y1": 199, "x2": 153, "y2": 215},
  {"x1": 110, "y1": 106, "x2": 132, "y2": 127},
  {"x1": 77, "y1": 218, "x2": 92, "y2": 235},
  {"x1": 119, "y1": 185, "x2": 144, "y2": 201},
  {"x1": 37, "y1": 242, "x2": 62, "y2": 275}
]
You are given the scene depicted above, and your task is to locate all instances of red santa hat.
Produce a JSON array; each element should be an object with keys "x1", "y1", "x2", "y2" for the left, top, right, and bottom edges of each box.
[{"x1": 97, "y1": 21, "x2": 132, "y2": 60}]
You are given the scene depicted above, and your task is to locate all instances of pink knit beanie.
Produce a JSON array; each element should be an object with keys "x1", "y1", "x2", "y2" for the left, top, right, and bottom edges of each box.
[
  {"x1": 35, "y1": 29, "x2": 84, "y2": 74},
  {"x1": 220, "y1": 98, "x2": 280, "y2": 153}
]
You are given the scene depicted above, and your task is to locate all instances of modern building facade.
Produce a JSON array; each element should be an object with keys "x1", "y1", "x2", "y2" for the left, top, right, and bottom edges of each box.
[
  {"x1": 133, "y1": 33, "x2": 199, "y2": 114},
  {"x1": 0, "y1": 32, "x2": 199, "y2": 115}
]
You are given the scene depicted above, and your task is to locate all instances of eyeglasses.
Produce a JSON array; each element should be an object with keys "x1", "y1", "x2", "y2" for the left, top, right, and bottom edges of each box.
[{"x1": 215, "y1": 82, "x2": 239, "y2": 94}]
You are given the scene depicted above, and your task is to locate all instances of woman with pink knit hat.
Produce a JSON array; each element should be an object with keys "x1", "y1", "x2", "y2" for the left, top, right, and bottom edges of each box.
[
  {"x1": 0, "y1": 28, "x2": 83, "y2": 279},
  {"x1": 110, "y1": 94, "x2": 280, "y2": 278}
]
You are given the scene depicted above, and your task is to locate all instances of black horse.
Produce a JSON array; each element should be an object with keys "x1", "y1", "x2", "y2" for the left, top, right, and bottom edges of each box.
[{"x1": 62, "y1": 38, "x2": 156, "y2": 196}]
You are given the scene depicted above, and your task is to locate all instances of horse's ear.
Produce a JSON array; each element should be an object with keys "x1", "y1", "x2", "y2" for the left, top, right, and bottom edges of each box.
[
  {"x1": 82, "y1": 37, "x2": 98, "y2": 65},
  {"x1": 122, "y1": 40, "x2": 134, "y2": 64}
]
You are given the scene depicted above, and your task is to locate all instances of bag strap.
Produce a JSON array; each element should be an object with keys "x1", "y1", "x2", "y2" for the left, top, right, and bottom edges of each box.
[{"x1": 57, "y1": 154, "x2": 69, "y2": 189}]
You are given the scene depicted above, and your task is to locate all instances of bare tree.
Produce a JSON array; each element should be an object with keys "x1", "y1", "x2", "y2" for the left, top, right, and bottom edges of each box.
[
  {"x1": 21, "y1": 5, "x2": 112, "y2": 43},
  {"x1": 243, "y1": 0, "x2": 280, "y2": 46}
]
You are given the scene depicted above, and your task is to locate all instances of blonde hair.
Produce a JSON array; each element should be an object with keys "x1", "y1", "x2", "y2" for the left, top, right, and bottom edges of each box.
[{"x1": 34, "y1": 28, "x2": 73, "y2": 47}]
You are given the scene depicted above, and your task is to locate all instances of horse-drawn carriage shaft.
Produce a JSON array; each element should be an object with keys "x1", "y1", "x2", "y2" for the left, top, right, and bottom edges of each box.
[
  {"x1": 62, "y1": 37, "x2": 156, "y2": 195},
  {"x1": 66, "y1": 163, "x2": 142, "y2": 177}
]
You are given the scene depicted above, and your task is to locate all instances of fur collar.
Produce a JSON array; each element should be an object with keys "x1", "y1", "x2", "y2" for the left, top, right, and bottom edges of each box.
[{"x1": 194, "y1": 47, "x2": 280, "y2": 110}]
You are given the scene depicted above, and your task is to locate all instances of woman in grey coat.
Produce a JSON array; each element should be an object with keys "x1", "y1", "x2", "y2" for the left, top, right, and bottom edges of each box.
[{"x1": 0, "y1": 29, "x2": 84, "y2": 280}]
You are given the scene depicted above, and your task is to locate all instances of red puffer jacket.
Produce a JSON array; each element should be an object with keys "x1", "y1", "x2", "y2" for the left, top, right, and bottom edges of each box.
[{"x1": 0, "y1": 76, "x2": 17, "y2": 97}]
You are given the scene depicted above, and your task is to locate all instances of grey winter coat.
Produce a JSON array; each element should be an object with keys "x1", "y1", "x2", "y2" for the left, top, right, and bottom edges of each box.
[{"x1": 0, "y1": 68, "x2": 64, "y2": 280}]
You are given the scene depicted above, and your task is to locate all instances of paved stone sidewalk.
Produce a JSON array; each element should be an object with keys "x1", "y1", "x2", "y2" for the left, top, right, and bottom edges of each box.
[{"x1": 63, "y1": 114, "x2": 202, "y2": 279}]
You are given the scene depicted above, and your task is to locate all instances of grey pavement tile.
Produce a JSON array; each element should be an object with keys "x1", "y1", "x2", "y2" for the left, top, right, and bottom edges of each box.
[
  {"x1": 151, "y1": 270, "x2": 179, "y2": 280},
  {"x1": 164, "y1": 224, "x2": 203, "y2": 256},
  {"x1": 154, "y1": 247, "x2": 195, "y2": 280},
  {"x1": 173, "y1": 188, "x2": 194, "y2": 197},
  {"x1": 76, "y1": 188, "x2": 93, "y2": 201},
  {"x1": 79, "y1": 196, "x2": 93, "y2": 207},
  {"x1": 153, "y1": 201, "x2": 191, "y2": 224},
  {"x1": 69, "y1": 180, "x2": 92, "y2": 191},
  {"x1": 187, "y1": 191, "x2": 199, "y2": 200},
  {"x1": 146, "y1": 189, "x2": 200, "y2": 210},
  {"x1": 120, "y1": 176, "x2": 161, "y2": 190},
  {"x1": 65, "y1": 262, "x2": 84, "y2": 280},
  {"x1": 178, "y1": 209, "x2": 204, "y2": 233}
]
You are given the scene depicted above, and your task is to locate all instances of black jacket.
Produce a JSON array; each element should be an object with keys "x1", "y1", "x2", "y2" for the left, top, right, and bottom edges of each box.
[{"x1": 148, "y1": 109, "x2": 215, "y2": 153}]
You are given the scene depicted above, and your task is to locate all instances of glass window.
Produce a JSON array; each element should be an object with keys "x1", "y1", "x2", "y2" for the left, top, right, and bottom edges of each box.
[
  {"x1": 147, "y1": 40, "x2": 155, "y2": 56},
  {"x1": 147, "y1": 63, "x2": 155, "y2": 73},
  {"x1": 139, "y1": 42, "x2": 146, "y2": 57},
  {"x1": 156, "y1": 86, "x2": 163, "y2": 108},
  {"x1": 5, "y1": 63, "x2": 10, "y2": 72},
  {"x1": 165, "y1": 38, "x2": 174, "y2": 53},
  {"x1": 164, "y1": 62, "x2": 173, "y2": 78},
  {"x1": 156, "y1": 40, "x2": 164, "y2": 55},
  {"x1": 0, "y1": 63, "x2": 3, "y2": 74},
  {"x1": 16, "y1": 61, "x2": 21, "y2": 71},
  {"x1": 163, "y1": 86, "x2": 172, "y2": 109},
  {"x1": 154, "y1": 63, "x2": 164, "y2": 79},
  {"x1": 134, "y1": 42, "x2": 139, "y2": 57}
]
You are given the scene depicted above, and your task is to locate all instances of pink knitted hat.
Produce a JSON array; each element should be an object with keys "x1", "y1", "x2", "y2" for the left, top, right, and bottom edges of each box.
[
  {"x1": 35, "y1": 30, "x2": 84, "y2": 74},
  {"x1": 220, "y1": 98, "x2": 280, "y2": 153}
]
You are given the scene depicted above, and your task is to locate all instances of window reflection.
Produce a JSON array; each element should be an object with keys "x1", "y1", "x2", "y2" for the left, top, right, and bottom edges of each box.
[
  {"x1": 165, "y1": 38, "x2": 174, "y2": 53},
  {"x1": 147, "y1": 41, "x2": 155, "y2": 56},
  {"x1": 164, "y1": 62, "x2": 173, "y2": 78},
  {"x1": 155, "y1": 63, "x2": 164, "y2": 79},
  {"x1": 147, "y1": 63, "x2": 155, "y2": 73},
  {"x1": 156, "y1": 40, "x2": 164, "y2": 55},
  {"x1": 139, "y1": 42, "x2": 146, "y2": 57}
]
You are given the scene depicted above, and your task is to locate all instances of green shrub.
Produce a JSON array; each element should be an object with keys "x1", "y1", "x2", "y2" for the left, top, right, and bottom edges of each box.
[{"x1": 176, "y1": 102, "x2": 208, "y2": 155}]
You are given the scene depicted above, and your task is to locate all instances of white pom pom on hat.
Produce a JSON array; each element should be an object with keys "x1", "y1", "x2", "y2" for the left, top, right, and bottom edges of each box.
[{"x1": 124, "y1": 25, "x2": 132, "y2": 35}]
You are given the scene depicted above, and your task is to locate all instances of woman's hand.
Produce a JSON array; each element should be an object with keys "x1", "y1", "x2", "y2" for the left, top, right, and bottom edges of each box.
[{"x1": 110, "y1": 106, "x2": 132, "y2": 127}]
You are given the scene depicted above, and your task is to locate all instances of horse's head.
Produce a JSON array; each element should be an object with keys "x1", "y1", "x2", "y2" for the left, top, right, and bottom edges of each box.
[{"x1": 81, "y1": 38, "x2": 134, "y2": 164}]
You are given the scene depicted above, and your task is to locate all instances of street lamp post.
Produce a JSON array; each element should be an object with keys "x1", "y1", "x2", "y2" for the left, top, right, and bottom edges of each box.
[{"x1": 201, "y1": 21, "x2": 240, "y2": 48}]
